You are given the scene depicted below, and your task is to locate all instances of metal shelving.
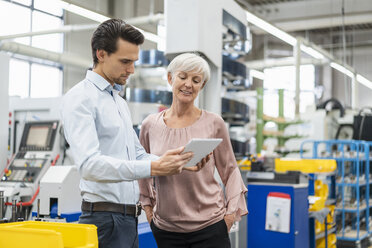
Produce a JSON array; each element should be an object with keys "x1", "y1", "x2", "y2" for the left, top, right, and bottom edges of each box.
[{"x1": 301, "y1": 140, "x2": 372, "y2": 246}]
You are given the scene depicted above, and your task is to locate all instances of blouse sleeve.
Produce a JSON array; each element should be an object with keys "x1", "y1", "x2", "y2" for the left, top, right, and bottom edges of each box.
[
  {"x1": 138, "y1": 115, "x2": 156, "y2": 207},
  {"x1": 213, "y1": 116, "x2": 248, "y2": 222}
]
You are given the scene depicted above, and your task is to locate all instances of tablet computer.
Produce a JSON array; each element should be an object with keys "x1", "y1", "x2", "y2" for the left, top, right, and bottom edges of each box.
[{"x1": 182, "y1": 138, "x2": 222, "y2": 167}]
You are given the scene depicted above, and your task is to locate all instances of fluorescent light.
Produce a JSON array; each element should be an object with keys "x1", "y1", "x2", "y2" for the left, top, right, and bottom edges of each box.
[
  {"x1": 357, "y1": 74, "x2": 372, "y2": 90},
  {"x1": 245, "y1": 10, "x2": 372, "y2": 91},
  {"x1": 59, "y1": 1, "x2": 109, "y2": 23},
  {"x1": 330, "y1": 62, "x2": 354, "y2": 78},
  {"x1": 250, "y1": 69, "x2": 265, "y2": 80},
  {"x1": 135, "y1": 28, "x2": 164, "y2": 44},
  {"x1": 300, "y1": 45, "x2": 324, "y2": 59},
  {"x1": 330, "y1": 63, "x2": 372, "y2": 90},
  {"x1": 245, "y1": 11, "x2": 326, "y2": 60},
  {"x1": 246, "y1": 11, "x2": 296, "y2": 46},
  {"x1": 58, "y1": 0, "x2": 163, "y2": 44}
]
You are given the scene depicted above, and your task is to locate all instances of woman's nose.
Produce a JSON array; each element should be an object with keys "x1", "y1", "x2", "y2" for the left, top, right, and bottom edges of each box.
[{"x1": 184, "y1": 78, "x2": 192, "y2": 87}]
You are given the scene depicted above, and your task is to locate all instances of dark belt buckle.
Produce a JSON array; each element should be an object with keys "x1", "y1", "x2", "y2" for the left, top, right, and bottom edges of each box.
[{"x1": 135, "y1": 203, "x2": 142, "y2": 217}]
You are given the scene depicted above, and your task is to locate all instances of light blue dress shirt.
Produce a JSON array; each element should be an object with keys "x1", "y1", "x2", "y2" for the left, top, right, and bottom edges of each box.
[{"x1": 61, "y1": 70, "x2": 157, "y2": 204}]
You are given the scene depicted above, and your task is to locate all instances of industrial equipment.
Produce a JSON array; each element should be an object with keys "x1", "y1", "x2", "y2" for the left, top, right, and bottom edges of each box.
[
  {"x1": 247, "y1": 183, "x2": 309, "y2": 248},
  {"x1": 36, "y1": 165, "x2": 81, "y2": 222},
  {"x1": 0, "y1": 120, "x2": 61, "y2": 221}
]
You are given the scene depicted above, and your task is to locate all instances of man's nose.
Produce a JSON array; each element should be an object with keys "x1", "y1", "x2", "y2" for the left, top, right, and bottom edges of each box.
[{"x1": 127, "y1": 63, "x2": 135, "y2": 74}]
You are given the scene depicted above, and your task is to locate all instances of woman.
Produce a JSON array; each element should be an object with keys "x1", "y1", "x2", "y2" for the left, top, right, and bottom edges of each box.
[{"x1": 138, "y1": 53, "x2": 247, "y2": 248}]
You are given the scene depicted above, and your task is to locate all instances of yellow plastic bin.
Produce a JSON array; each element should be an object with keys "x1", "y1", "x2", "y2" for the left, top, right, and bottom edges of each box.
[
  {"x1": 0, "y1": 221, "x2": 98, "y2": 248},
  {"x1": 275, "y1": 158, "x2": 337, "y2": 173}
]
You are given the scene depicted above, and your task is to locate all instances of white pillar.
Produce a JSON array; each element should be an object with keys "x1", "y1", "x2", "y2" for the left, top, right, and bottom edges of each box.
[
  {"x1": 351, "y1": 73, "x2": 358, "y2": 109},
  {"x1": 200, "y1": 63, "x2": 222, "y2": 114},
  {"x1": 0, "y1": 52, "x2": 9, "y2": 171},
  {"x1": 294, "y1": 38, "x2": 301, "y2": 116}
]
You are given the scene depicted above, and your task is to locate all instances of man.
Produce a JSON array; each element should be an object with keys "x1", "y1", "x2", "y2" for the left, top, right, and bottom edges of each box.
[{"x1": 61, "y1": 19, "x2": 200, "y2": 248}]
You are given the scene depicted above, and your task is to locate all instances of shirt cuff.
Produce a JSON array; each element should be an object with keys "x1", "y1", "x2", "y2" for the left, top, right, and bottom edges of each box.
[{"x1": 135, "y1": 160, "x2": 152, "y2": 178}]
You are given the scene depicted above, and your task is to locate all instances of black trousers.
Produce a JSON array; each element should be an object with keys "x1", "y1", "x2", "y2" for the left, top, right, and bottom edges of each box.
[
  {"x1": 151, "y1": 219, "x2": 231, "y2": 248},
  {"x1": 79, "y1": 211, "x2": 138, "y2": 248}
]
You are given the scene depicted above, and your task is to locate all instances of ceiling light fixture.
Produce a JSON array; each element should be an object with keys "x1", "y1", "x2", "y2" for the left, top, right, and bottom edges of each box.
[
  {"x1": 59, "y1": 1, "x2": 109, "y2": 23},
  {"x1": 245, "y1": 10, "x2": 372, "y2": 90},
  {"x1": 58, "y1": 0, "x2": 162, "y2": 44},
  {"x1": 250, "y1": 69, "x2": 265, "y2": 80},
  {"x1": 300, "y1": 45, "x2": 324, "y2": 59},
  {"x1": 246, "y1": 11, "x2": 297, "y2": 46},
  {"x1": 330, "y1": 62, "x2": 354, "y2": 78},
  {"x1": 357, "y1": 74, "x2": 372, "y2": 89}
]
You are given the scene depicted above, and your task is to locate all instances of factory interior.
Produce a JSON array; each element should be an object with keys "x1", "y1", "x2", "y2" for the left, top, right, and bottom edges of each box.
[{"x1": 1, "y1": 0, "x2": 372, "y2": 247}]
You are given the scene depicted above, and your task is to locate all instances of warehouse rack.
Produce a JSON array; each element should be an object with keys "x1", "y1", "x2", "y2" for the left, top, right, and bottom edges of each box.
[
  {"x1": 301, "y1": 140, "x2": 372, "y2": 247},
  {"x1": 256, "y1": 88, "x2": 305, "y2": 155}
]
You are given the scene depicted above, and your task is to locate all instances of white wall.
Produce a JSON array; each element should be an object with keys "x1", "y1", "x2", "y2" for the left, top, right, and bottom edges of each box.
[{"x1": 0, "y1": 53, "x2": 9, "y2": 171}]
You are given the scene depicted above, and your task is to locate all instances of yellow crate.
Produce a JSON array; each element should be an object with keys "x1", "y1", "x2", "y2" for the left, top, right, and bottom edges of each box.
[
  {"x1": 0, "y1": 221, "x2": 98, "y2": 248},
  {"x1": 309, "y1": 197, "x2": 326, "y2": 212},
  {"x1": 316, "y1": 233, "x2": 336, "y2": 248},
  {"x1": 314, "y1": 180, "x2": 329, "y2": 198},
  {"x1": 275, "y1": 158, "x2": 337, "y2": 173}
]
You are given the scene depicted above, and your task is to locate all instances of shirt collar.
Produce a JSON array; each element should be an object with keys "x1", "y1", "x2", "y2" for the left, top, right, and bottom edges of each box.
[{"x1": 86, "y1": 70, "x2": 122, "y2": 93}]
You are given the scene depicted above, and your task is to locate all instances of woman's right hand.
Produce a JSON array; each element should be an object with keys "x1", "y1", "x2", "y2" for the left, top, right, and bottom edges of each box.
[{"x1": 143, "y1": 205, "x2": 154, "y2": 223}]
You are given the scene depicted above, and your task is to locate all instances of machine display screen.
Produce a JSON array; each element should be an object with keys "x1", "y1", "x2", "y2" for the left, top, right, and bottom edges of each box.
[{"x1": 26, "y1": 126, "x2": 50, "y2": 148}]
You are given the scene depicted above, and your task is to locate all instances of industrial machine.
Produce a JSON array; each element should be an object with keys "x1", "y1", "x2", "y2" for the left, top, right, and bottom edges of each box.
[
  {"x1": 36, "y1": 165, "x2": 82, "y2": 222},
  {"x1": 0, "y1": 120, "x2": 61, "y2": 221}
]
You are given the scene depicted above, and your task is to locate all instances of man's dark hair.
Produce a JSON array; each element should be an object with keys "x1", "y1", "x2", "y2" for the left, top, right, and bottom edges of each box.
[{"x1": 91, "y1": 18, "x2": 145, "y2": 66}]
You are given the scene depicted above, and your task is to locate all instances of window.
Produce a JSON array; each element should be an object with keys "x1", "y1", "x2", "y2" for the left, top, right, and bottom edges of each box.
[
  {"x1": 263, "y1": 65, "x2": 315, "y2": 119},
  {"x1": 0, "y1": 0, "x2": 64, "y2": 98},
  {"x1": 9, "y1": 59, "x2": 30, "y2": 98}
]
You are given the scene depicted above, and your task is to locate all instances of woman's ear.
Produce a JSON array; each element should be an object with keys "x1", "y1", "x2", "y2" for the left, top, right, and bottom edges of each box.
[
  {"x1": 201, "y1": 81, "x2": 207, "y2": 89},
  {"x1": 167, "y1": 73, "x2": 173, "y2": 86}
]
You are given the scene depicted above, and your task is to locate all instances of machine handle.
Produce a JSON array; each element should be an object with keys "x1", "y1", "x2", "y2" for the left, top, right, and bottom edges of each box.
[
  {"x1": 51, "y1": 154, "x2": 60, "y2": 166},
  {"x1": 4, "y1": 186, "x2": 40, "y2": 207}
]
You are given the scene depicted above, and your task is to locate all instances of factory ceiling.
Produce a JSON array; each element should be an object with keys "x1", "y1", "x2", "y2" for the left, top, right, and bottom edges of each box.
[{"x1": 241, "y1": 0, "x2": 372, "y2": 31}]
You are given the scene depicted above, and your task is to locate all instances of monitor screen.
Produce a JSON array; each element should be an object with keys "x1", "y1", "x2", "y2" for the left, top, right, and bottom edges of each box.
[{"x1": 26, "y1": 126, "x2": 50, "y2": 148}]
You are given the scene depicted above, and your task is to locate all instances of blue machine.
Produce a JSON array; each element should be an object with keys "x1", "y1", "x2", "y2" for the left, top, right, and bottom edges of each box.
[
  {"x1": 247, "y1": 183, "x2": 309, "y2": 248},
  {"x1": 139, "y1": 222, "x2": 157, "y2": 248}
]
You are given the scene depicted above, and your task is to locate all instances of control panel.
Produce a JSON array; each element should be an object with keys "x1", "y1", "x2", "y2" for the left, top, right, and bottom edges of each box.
[
  {"x1": 2, "y1": 157, "x2": 47, "y2": 183},
  {"x1": 2, "y1": 121, "x2": 59, "y2": 184}
]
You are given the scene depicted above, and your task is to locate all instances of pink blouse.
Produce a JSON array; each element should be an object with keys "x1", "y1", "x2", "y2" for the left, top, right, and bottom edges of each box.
[{"x1": 138, "y1": 110, "x2": 248, "y2": 233}]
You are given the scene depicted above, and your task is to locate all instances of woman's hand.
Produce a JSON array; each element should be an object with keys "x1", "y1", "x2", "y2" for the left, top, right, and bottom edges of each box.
[
  {"x1": 143, "y1": 205, "x2": 154, "y2": 224},
  {"x1": 224, "y1": 213, "x2": 235, "y2": 232},
  {"x1": 183, "y1": 153, "x2": 212, "y2": 172}
]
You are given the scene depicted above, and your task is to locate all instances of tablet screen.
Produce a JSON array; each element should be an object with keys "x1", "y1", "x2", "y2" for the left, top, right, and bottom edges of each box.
[{"x1": 182, "y1": 138, "x2": 222, "y2": 167}]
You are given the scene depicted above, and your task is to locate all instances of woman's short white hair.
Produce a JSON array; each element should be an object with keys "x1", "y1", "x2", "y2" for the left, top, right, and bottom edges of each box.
[{"x1": 167, "y1": 53, "x2": 210, "y2": 83}]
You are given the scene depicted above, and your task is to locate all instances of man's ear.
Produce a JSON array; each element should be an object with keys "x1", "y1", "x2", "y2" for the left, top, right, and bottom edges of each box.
[{"x1": 96, "y1": 49, "x2": 106, "y2": 63}]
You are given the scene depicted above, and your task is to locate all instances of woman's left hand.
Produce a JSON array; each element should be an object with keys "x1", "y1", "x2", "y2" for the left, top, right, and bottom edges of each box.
[
  {"x1": 224, "y1": 213, "x2": 235, "y2": 232},
  {"x1": 183, "y1": 153, "x2": 212, "y2": 172}
]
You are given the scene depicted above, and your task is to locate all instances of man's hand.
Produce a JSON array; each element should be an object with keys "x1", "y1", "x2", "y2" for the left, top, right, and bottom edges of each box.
[
  {"x1": 183, "y1": 153, "x2": 212, "y2": 172},
  {"x1": 224, "y1": 213, "x2": 235, "y2": 232},
  {"x1": 151, "y1": 147, "x2": 193, "y2": 176},
  {"x1": 143, "y1": 205, "x2": 153, "y2": 224}
]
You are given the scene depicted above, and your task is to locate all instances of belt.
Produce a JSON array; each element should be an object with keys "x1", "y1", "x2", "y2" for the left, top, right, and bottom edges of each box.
[{"x1": 81, "y1": 201, "x2": 141, "y2": 217}]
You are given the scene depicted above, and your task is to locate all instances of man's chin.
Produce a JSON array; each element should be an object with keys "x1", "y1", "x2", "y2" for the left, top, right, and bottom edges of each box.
[{"x1": 115, "y1": 80, "x2": 127, "y2": 86}]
